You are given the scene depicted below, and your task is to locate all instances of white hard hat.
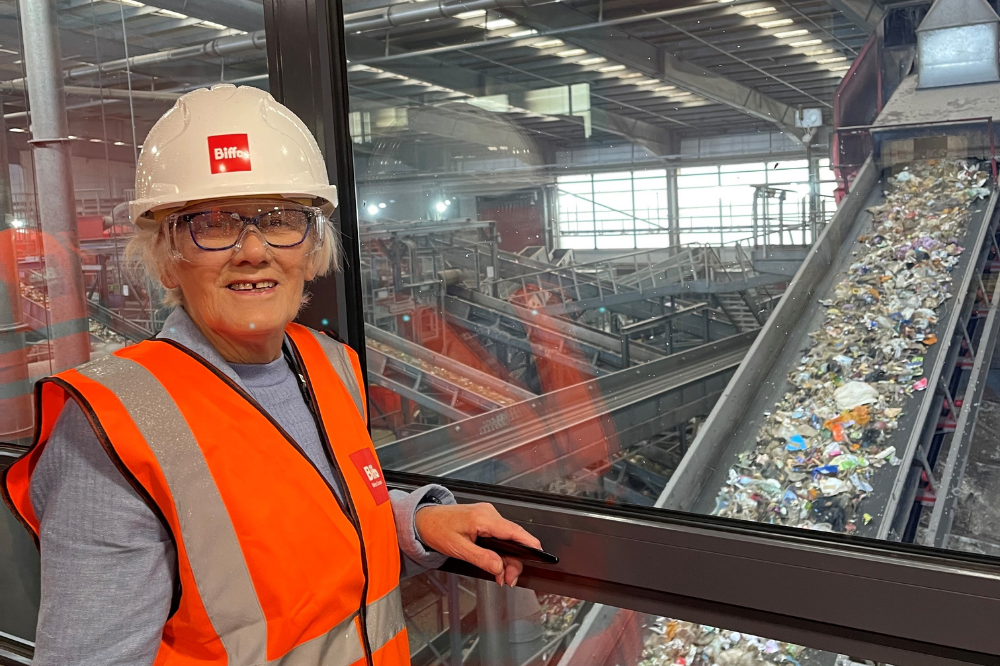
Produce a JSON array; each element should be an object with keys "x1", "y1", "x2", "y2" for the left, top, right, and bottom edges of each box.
[{"x1": 129, "y1": 84, "x2": 338, "y2": 230}]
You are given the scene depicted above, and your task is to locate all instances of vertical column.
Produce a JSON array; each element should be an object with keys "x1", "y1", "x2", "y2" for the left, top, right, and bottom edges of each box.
[
  {"x1": 18, "y1": 0, "x2": 90, "y2": 373},
  {"x1": 0, "y1": 95, "x2": 32, "y2": 442},
  {"x1": 807, "y1": 148, "x2": 821, "y2": 242},
  {"x1": 476, "y1": 579, "x2": 511, "y2": 666},
  {"x1": 666, "y1": 166, "x2": 680, "y2": 248}
]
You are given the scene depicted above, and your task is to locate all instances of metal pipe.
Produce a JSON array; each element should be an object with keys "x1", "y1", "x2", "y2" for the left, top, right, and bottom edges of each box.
[
  {"x1": 61, "y1": 30, "x2": 266, "y2": 82},
  {"x1": 0, "y1": 80, "x2": 182, "y2": 102},
  {"x1": 0, "y1": 94, "x2": 32, "y2": 443},
  {"x1": 447, "y1": 575, "x2": 463, "y2": 666},
  {"x1": 18, "y1": 0, "x2": 90, "y2": 373},
  {"x1": 475, "y1": 580, "x2": 511, "y2": 666}
]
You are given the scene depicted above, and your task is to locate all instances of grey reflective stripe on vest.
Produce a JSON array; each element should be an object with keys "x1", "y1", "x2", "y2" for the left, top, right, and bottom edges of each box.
[
  {"x1": 77, "y1": 354, "x2": 404, "y2": 665},
  {"x1": 366, "y1": 587, "x2": 406, "y2": 653},
  {"x1": 305, "y1": 329, "x2": 365, "y2": 420},
  {"x1": 78, "y1": 355, "x2": 270, "y2": 664}
]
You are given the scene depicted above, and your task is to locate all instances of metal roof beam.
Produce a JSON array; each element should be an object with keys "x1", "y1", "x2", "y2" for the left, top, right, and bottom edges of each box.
[
  {"x1": 828, "y1": 0, "x2": 886, "y2": 34},
  {"x1": 502, "y1": 3, "x2": 808, "y2": 144}
]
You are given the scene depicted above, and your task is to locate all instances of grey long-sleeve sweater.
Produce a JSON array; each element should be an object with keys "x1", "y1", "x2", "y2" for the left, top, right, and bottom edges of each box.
[{"x1": 27, "y1": 307, "x2": 453, "y2": 666}]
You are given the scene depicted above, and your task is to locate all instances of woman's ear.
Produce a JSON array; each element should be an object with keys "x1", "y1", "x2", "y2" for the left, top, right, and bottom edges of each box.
[{"x1": 160, "y1": 257, "x2": 181, "y2": 290}]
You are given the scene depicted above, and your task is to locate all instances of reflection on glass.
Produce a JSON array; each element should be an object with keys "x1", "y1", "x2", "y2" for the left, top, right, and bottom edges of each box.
[
  {"x1": 408, "y1": 574, "x2": 871, "y2": 666},
  {"x1": 0, "y1": 0, "x2": 267, "y2": 444},
  {"x1": 347, "y1": 0, "x2": 1000, "y2": 558}
]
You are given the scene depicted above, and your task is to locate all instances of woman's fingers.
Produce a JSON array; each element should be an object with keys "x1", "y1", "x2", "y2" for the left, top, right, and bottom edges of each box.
[{"x1": 474, "y1": 505, "x2": 543, "y2": 550}]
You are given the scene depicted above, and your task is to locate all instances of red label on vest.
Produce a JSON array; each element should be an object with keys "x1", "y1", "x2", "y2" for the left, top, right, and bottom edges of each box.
[
  {"x1": 349, "y1": 449, "x2": 389, "y2": 505},
  {"x1": 207, "y1": 134, "x2": 251, "y2": 174}
]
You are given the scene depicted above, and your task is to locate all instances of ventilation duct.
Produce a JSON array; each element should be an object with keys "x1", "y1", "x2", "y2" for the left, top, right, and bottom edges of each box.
[{"x1": 917, "y1": 0, "x2": 1000, "y2": 88}]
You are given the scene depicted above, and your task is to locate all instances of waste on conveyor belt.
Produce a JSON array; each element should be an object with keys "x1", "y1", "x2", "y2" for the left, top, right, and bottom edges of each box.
[
  {"x1": 365, "y1": 339, "x2": 518, "y2": 406},
  {"x1": 711, "y1": 160, "x2": 990, "y2": 533},
  {"x1": 639, "y1": 617, "x2": 803, "y2": 666}
]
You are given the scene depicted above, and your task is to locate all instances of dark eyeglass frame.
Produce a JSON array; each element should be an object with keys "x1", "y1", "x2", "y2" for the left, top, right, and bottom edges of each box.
[{"x1": 168, "y1": 202, "x2": 321, "y2": 252}]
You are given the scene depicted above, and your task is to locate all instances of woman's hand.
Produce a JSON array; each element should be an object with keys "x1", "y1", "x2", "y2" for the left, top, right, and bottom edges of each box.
[{"x1": 414, "y1": 503, "x2": 543, "y2": 587}]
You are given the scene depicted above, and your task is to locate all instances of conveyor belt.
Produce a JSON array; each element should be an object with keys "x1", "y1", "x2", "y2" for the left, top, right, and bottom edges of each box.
[
  {"x1": 377, "y1": 330, "x2": 756, "y2": 489},
  {"x1": 657, "y1": 158, "x2": 999, "y2": 541},
  {"x1": 365, "y1": 324, "x2": 535, "y2": 421},
  {"x1": 444, "y1": 287, "x2": 665, "y2": 376}
]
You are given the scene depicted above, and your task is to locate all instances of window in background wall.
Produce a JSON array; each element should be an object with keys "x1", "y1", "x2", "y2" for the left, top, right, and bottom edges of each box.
[{"x1": 556, "y1": 170, "x2": 670, "y2": 250}]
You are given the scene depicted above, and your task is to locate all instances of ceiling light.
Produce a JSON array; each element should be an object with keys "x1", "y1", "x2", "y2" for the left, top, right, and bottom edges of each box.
[
  {"x1": 758, "y1": 18, "x2": 793, "y2": 28},
  {"x1": 68, "y1": 135, "x2": 78, "y2": 139},
  {"x1": 632, "y1": 78, "x2": 660, "y2": 85},
  {"x1": 113, "y1": 0, "x2": 144, "y2": 6},
  {"x1": 672, "y1": 91, "x2": 693, "y2": 97},
  {"x1": 155, "y1": 8, "x2": 187, "y2": 18},
  {"x1": 618, "y1": 71, "x2": 643, "y2": 79},
  {"x1": 818, "y1": 56, "x2": 847, "y2": 64},
  {"x1": 367, "y1": 204, "x2": 379, "y2": 215},
  {"x1": 199, "y1": 20, "x2": 227, "y2": 29},
  {"x1": 8, "y1": 127, "x2": 24, "y2": 133},
  {"x1": 805, "y1": 48, "x2": 835, "y2": 56},
  {"x1": 739, "y1": 7, "x2": 776, "y2": 17},
  {"x1": 557, "y1": 48, "x2": 587, "y2": 58},
  {"x1": 485, "y1": 18, "x2": 517, "y2": 30},
  {"x1": 89, "y1": 138, "x2": 102, "y2": 143},
  {"x1": 829, "y1": 64, "x2": 852, "y2": 71},
  {"x1": 113, "y1": 141, "x2": 126, "y2": 146},
  {"x1": 790, "y1": 39, "x2": 823, "y2": 47},
  {"x1": 578, "y1": 57, "x2": 606, "y2": 65},
  {"x1": 653, "y1": 85, "x2": 676, "y2": 92},
  {"x1": 598, "y1": 64, "x2": 626, "y2": 72},
  {"x1": 531, "y1": 38, "x2": 565, "y2": 48},
  {"x1": 775, "y1": 29, "x2": 809, "y2": 38},
  {"x1": 454, "y1": 9, "x2": 485, "y2": 19},
  {"x1": 718, "y1": 0, "x2": 735, "y2": 3},
  {"x1": 509, "y1": 29, "x2": 538, "y2": 38}
]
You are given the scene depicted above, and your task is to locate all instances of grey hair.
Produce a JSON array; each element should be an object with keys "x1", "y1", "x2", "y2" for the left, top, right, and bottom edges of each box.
[{"x1": 124, "y1": 216, "x2": 341, "y2": 308}]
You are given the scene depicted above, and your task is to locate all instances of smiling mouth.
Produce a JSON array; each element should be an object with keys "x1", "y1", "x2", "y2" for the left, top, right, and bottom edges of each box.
[{"x1": 227, "y1": 280, "x2": 277, "y2": 292}]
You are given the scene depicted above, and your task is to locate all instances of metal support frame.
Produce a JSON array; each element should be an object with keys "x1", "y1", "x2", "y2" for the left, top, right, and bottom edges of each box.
[
  {"x1": 264, "y1": 0, "x2": 369, "y2": 376},
  {"x1": 388, "y1": 476, "x2": 1000, "y2": 665}
]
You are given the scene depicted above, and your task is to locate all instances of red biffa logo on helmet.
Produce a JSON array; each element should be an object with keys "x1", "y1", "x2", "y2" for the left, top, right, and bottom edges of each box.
[
  {"x1": 349, "y1": 448, "x2": 390, "y2": 505},
  {"x1": 208, "y1": 133, "x2": 251, "y2": 174}
]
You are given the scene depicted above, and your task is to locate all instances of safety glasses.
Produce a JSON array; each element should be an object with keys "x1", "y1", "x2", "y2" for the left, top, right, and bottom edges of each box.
[{"x1": 166, "y1": 199, "x2": 325, "y2": 255}]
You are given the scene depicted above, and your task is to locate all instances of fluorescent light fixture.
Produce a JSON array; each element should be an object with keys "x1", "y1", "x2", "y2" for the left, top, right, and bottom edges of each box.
[
  {"x1": 485, "y1": 18, "x2": 517, "y2": 30},
  {"x1": 199, "y1": 20, "x2": 227, "y2": 29},
  {"x1": 775, "y1": 29, "x2": 809, "y2": 38},
  {"x1": 818, "y1": 56, "x2": 847, "y2": 64},
  {"x1": 113, "y1": 141, "x2": 126, "y2": 146},
  {"x1": 805, "y1": 48, "x2": 835, "y2": 56},
  {"x1": 758, "y1": 18, "x2": 793, "y2": 28},
  {"x1": 89, "y1": 138, "x2": 102, "y2": 143},
  {"x1": 454, "y1": 9, "x2": 485, "y2": 19},
  {"x1": 113, "y1": 0, "x2": 145, "y2": 6},
  {"x1": 557, "y1": 48, "x2": 587, "y2": 57},
  {"x1": 68, "y1": 135, "x2": 78, "y2": 139},
  {"x1": 739, "y1": 6, "x2": 776, "y2": 17},
  {"x1": 348, "y1": 63, "x2": 383, "y2": 73},
  {"x1": 618, "y1": 71, "x2": 643, "y2": 79},
  {"x1": 10, "y1": 219, "x2": 24, "y2": 228},
  {"x1": 366, "y1": 204, "x2": 378, "y2": 215},
  {"x1": 531, "y1": 38, "x2": 565, "y2": 48},
  {"x1": 718, "y1": 0, "x2": 735, "y2": 3},
  {"x1": 790, "y1": 39, "x2": 823, "y2": 47},
  {"x1": 598, "y1": 64, "x2": 626, "y2": 72},
  {"x1": 435, "y1": 202, "x2": 448, "y2": 213},
  {"x1": 378, "y1": 202, "x2": 387, "y2": 209},
  {"x1": 8, "y1": 127, "x2": 25, "y2": 133},
  {"x1": 671, "y1": 91, "x2": 693, "y2": 97},
  {"x1": 578, "y1": 57, "x2": 606, "y2": 65},
  {"x1": 653, "y1": 85, "x2": 676, "y2": 92},
  {"x1": 508, "y1": 29, "x2": 538, "y2": 38},
  {"x1": 155, "y1": 8, "x2": 187, "y2": 18},
  {"x1": 632, "y1": 78, "x2": 660, "y2": 85},
  {"x1": 829, "y1": 64, "x2": 852, "y2": 71}
]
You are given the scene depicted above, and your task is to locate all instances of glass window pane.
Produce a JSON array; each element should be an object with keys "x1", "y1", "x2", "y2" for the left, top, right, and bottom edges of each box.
[{"x1": 333, "y1": 0, "x2": 1000, "y2": 575}]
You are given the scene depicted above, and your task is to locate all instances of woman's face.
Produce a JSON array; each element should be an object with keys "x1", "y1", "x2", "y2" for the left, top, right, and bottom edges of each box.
[{"x1": 161, "y1": 198, "x2": 320, "y2": 347}]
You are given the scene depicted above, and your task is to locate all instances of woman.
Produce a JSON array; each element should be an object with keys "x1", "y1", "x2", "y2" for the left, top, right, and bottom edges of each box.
[{"x1": 1, "y1": 84, "x2": 541, "y2": 666}]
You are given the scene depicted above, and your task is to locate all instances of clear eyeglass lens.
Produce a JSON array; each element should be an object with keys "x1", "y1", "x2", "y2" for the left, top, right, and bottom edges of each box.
[{"x1": 179, "y1": 204, "x2": 313, "y2": 250}]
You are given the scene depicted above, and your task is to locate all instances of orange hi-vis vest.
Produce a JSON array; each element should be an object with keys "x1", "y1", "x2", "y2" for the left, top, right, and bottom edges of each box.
[{"x1": 1, "y1": 323, "x2": 409, "y2": 666}]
